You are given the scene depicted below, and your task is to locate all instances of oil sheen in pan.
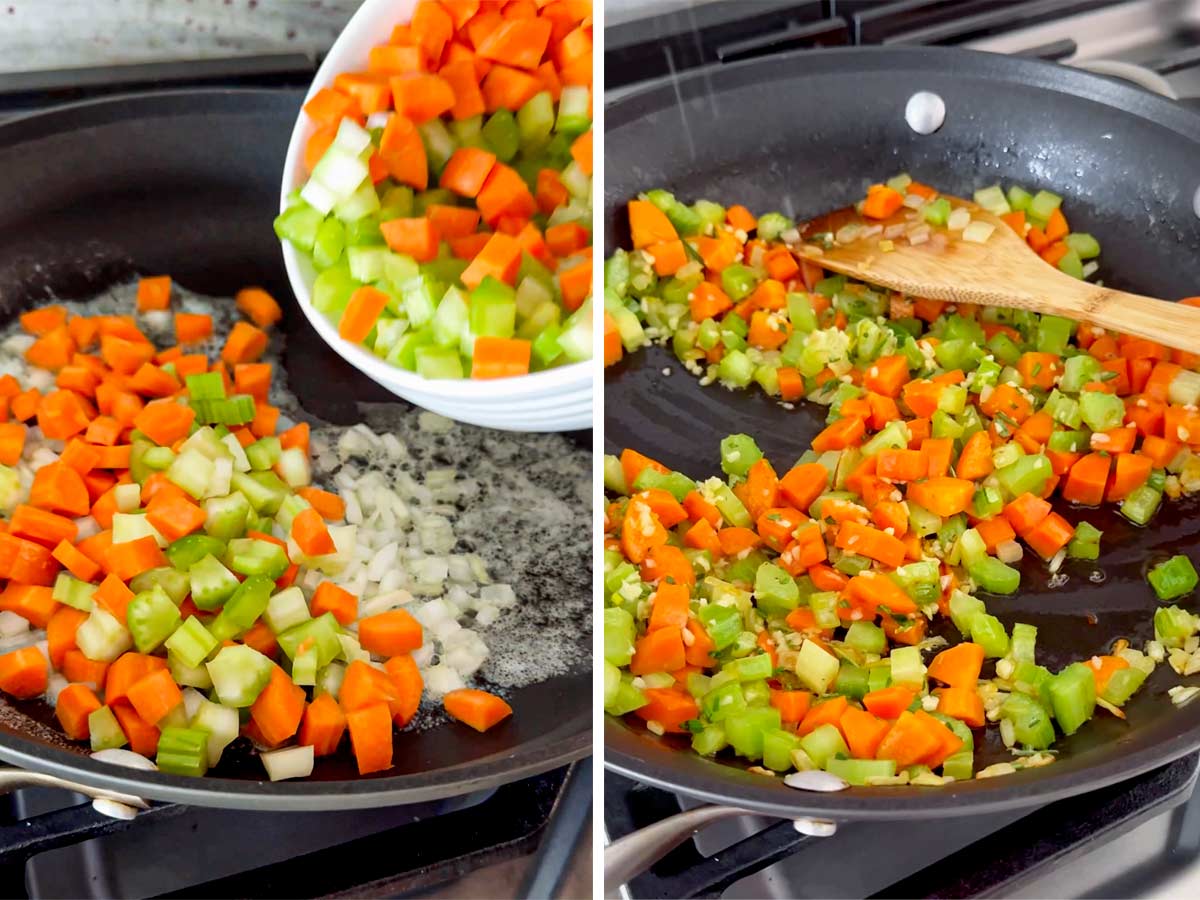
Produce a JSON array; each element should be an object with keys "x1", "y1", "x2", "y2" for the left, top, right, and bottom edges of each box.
[{"x1": 0, "y1": 282, "x2": 592, "y2": 737}]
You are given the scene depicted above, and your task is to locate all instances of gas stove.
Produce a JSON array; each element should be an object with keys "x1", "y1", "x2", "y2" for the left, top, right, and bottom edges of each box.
[
  {"x1": 603, "y1": 2, "x2": 1200, "y2": 897},
  {"x1": 605, "y1": 0, "x2": 1200, "y2": 102}
]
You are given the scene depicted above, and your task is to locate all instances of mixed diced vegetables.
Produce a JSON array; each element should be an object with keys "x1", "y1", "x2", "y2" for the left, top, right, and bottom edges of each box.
[
  {"x1": 602, "y1": 181, "x2": 1200, "y2": 784},
  {"x1": 275, "y1": 0, "x2": 594, "y2": 380},
  {"x1": 0, "y1": 278, "x2": 514, "y2": 781}
]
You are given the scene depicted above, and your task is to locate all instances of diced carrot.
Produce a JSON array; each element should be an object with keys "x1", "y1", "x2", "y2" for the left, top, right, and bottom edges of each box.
[
  {"x1": 390, "y1": 73, "x2": 455, "y2": 123},
  {"x1": 358, "y1": 609, "x2": 424, "y2": 657},
  {"x1": 377, "y1": 113, "x2": 429, "y2": 189},
  {"x1": 106, "y1": 535, "x2": 168, "y2": 582},
  {"x1": 136, "y1": 276, "x2": 171, "y2": 312},
  {"x1": 249, "y1": 664, "x2": 306, "y2": 746},
  {"x1": 126, "y1": 668, "x2": 183, "y2": 725},
  {"x1": 380, "y1": 217, "x2": 440, "y2": 263},
  {"x1": 632, "y1": 686, "x2": 697, "y2": 734},
  {"x1": 443, "y1": 688, "x2": 514, "y2": 732},
  {"x1": 221, "y1": 321, "x2": 269, "y2": 366},
  {"x1": 56, "y1": 683, "x2": 102, "y2": 740},
  {"x1": 471, "y1": 335, "x2": 531, "y2": 379},
  {"x1": 299, "y1": 693, "x2": 348, "y2": 756},
  {"x1": 346, "y1": 702, "x2": 394, "y2": 775}
]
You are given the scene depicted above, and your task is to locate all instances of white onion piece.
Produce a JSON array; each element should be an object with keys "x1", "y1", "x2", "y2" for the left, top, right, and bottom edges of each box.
[
  {"x1": 92, "y1": 748, "x2": 158, "y2": 771},
  {"x1": 261, "y1": 744, "x2": 315, "y2": 782},
  {"x1": 0, "y1": 611, "x2": 29, "y2": 637}
]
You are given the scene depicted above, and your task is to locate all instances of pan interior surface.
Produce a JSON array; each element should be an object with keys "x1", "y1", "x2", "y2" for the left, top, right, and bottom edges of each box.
[
  {"x1": 605, "y1": 47, "x2": 1200, "y2": 818},
  {"x1": 0, "y1": 90, "x2": 590, "y2": 809}
]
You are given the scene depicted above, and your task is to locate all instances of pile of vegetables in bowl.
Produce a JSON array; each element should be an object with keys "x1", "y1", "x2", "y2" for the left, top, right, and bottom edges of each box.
[
  {"x1": 602, "y1": 178, "x2": 1200, "y2": 785},
  {"x1": 0, "y1": 279, "x2": 518, "y2": 782},
  {"x1": 275, "y1": 0, "x2": 594, "y2": 381}
]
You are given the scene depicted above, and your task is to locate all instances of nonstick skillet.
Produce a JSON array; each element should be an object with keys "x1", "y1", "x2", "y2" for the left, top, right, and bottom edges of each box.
[
  {"x1": 0, "y1": 89, "x2": 590, "y2": 810},
  {"x1": 604, "y1": 46, "x2": 1200, "y2": 822}
]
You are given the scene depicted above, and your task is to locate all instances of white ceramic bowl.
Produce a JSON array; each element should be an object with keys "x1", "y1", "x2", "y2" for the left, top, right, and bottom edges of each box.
[{"x1": 279, "y1": 0, "x2": 593, "y2": 432}]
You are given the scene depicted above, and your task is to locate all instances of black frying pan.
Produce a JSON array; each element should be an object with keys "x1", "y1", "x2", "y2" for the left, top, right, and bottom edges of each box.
[
  {"x1": 0, "y1": 89, "x2": 590, "y2": 809},
  {"x1": 605, "y1": 47, "x2": 1200, "y2": 819}
]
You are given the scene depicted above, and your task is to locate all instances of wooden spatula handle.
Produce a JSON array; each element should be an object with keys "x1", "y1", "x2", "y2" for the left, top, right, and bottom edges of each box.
[{"x1": 1063, "y1": 286, "x2": 1200, "y2": 355}]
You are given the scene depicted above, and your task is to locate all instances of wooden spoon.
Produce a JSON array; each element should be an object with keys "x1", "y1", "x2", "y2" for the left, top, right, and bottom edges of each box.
[{"x1": 792, "y1": 195, "x2": 1200, "y2": 353}]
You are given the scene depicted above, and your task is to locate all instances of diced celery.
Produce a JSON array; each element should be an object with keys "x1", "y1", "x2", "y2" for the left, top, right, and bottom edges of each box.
[
  {"x1": 206, "y1": 644, "x2": 274, "y2": 707},
  {"x1": 89, "y1": 705, "x2": 129, "y2": 751},
  {"x1": 794, "y1": 640, "x2": 839, "y2": 694},
  {"x1": 53, "y1": 572, "x2": 95, "y2": 611},
  {"x1": 265, "y1": 586, "x2": 311, "y2": 634},
  {"x1": 827, "y1": 757, "x2": 896, "y2": 785},
  {"x1": 799, "y1": 722, "x2": 849, "y2": 768},
  {"x1": 157, "y1": 726, "x2": 210, "y2": 777},
  {"x1": 225, "y1": 538, "x2": 290, "y2": 580},
  {"x1": 75, "y1": 607, "x2": 132, "y2": 663},
  {"x1": 189, "y1": 554, "x2": 240, "y2": 610},
  {"x1": 126, "y1": 586, "x2": 181, "y2": 653},
  {"x1": 1047, "y1": 662, "x2": 1096, "y2": 735},
  {"x1": 164, "y1": 616, "x2": 218, "y2": 669}
]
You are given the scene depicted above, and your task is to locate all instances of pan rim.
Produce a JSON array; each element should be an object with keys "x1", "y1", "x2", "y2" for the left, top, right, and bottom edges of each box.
[
  {"x1": 605, "y1": 45, "x2": 1200, "y2": 142},
  {"x1": 603, "y1": 44, "x2": 1200, "y2": 817},
  {"x1": 0, "y1": 88, "x2": 591, "y2": 809}
]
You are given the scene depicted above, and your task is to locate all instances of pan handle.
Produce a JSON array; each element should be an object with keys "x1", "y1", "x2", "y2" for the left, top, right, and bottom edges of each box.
[
  {"x1": 0, "y1": 766, "x2": 149, "y2": 819},
  {"x1": 603, "y1": 804, "x2": 764, "y2": 896}
]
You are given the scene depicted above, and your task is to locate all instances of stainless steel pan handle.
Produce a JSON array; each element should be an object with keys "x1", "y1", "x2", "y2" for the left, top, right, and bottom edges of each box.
[
  {"x1": 604, "y1": 805, "x2": 760, "y2": 897},
  {"x1": 0, "y1": 766, "x2": 149, "y2": 819}
]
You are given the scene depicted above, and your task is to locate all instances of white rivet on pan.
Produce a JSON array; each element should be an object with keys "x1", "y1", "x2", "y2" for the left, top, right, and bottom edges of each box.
[
  {"x1": 1193, "y1": 184, "x2": 1200, "y2": 219},
  {"x1": 794, "y1": 817, "x2": 838, "y2": 837},
  {"x1": 905, "y1": 91, "x2": 946, "y2": 135},
  {"x1": 93, "y1": 798, "x2": 139, "y2": 821}
]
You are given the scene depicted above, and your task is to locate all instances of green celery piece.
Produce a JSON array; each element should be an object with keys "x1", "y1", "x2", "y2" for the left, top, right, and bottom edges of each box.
[
  {"x1": 761, "y1": 728, "x2": 800, "y2": 772},
  {"x1": 53, "y1": 572, "x2": 95, "y2": 611},
  {"x1": 922, "y1": 197, "x2": 951, "y2": 226},
  {"x1": 230, "y1": 471, "x2": 289, "y2": 515},
  {"x1": 1148, "y1": 554, "x2": 1198, "y2": 601},
  {"x1": 89, "y1": 706, "x2": 129, "y2": 751},
  {"x1": 702, "y1": 680, "x2": 747, "y2": 722},
  {"x1": 1065, "y1": 232, "x2": 1101, "y2": 259},
  {"x1": 516, "y1": 91, "x2": 555, "y2": 152},
  {"x1": 603, "y1": 608, "x2": 636, "y2": 666},
  {"x1": 204, "y1": 492, "x2": 251, "y2": 541},
  {"x1": 164, "y1": 616, "x2": 219, "y2": 669},
  {"x1": 996, "y1": 454, "x2": 1052, "y2": 497},
  {"x1": 1155, "y1": 605, "x2": 1199, "y2": 647},
  {"x1": 1035, "y1": 315, "x2": 1075, "y2": 355},
  {"x1": 632, "y1": 468, "x2": 695, "y2": 502},
  {"x1": 1001, "y1": 692, "x2": 1056, "y2": 749},
  {"x1": 720, "y1": 433, "x2": 763, "y2": 477},
  {"x1": 482, "y1": 108, "x2": 519, "y2": 161},
  {"x1": 265, "y1": 586, "x2": 311, "y2": 634},
  {"x1": 949, "y1": 590, "x2": 986, "y2": 639},
  {"x1": 277, "y1": 613, "x2": 342, "y2": 667},
  {"x1": 189, "y1": 553, "x2": 240, "y2": 610},
  {"x1": 724, "y1": 652, "x2": 774, "y2": 682},
  {"x1": 844, "y1": 621, "x2": 887, "y2": 655},
  {"x1": 867, "y1": 662, "x2": 892, "y2": 693},
  {"x1": 697, "y1": 604, "x2": 741, "y2": 651},
  {"x1": 1047, "y1": 662, "x2": 1096, "y2": 736},
  {"x1": 725, "y1": 707, "x2": 783, "y2": 761},
  {"x1": 166, "y1": 534, "x2": 227, "y2": 571},
  {"x1": 1010, "y1": 623, "x2": 1038, "y2": 664},
  {"x1": 223, "y1": 574, "x2": 277, "y2": 631},
  {"x1": 754, "y1": 562, "x2": 800, "y2": 614},
  {"x1": 972, "y1": 613, "x2": 1009, "y2": 658},
  {"x1": 606, "y1": 677, "x2": 648, "y2": 716},
  {"x1": 126, "y1": 586, "x2": 181, "y2": 653},
  {"x1": 166, "y1": 448, "x2": 215, "y2": 500},
  {"x1": 1007, "y1": 185, "x2": 1033, "y2": 212},
  {"x1": 415, "y1": 346, "x2": 465, "y2": 379},
  {"x1": 1101, "y1": 666, "x2": 1148, "y2": 707},
  {"x1": 969, "y1": 557, "x2": 1021, "y2": 595},
  {"x1": 827, "y1": 757, "x2": 896, "y2": 785},
  {"x1": 1029, "y1": 189, "x2": 1063, "y2": 221},
  {"x1": 1120, "y1": 485, "x2": 1162, "y2": 525},
  {"x1": 834, "y1": 662, "x2": 869, "y2": 699},
  {"x1": 1058, "y1": 249, "x2": 1084, "y2": 279},
  {"x1": 709, "y1": 482, "x2": 751, "y2": 527},
  {"x1": 225, "y1": 538, "x2": 290, "y2": 580},
  {"x1": 129, "y1": 567, "x2": 190, "y2": 605},
  {"x1": 273, "y1": 201, "x2": 324, "y2": 253},
  {"x1": 206, "y1": 644, "x2": 274, "y2": 707},
  {"x1": 798, "y1": 721, "x2": 848, "y2": 768},
  {"x1": 186, "y1": 372, "x2": 226, "y2": 401},
  {"x1": 602, "y1": 455, "x2": 627, "y2": 495},
  {"x1": 794, "y1": 641, "x2": 839, "y2": 694},
  {"x1": 756, "y1": 212, "x2": 794, "y2": 242},
  {"x1": 721, "y1": 264, "x2": 760, "y2": 301},
  {"x1": 156, "y1": 727, "x2": 210, "y2": 777},
  {"x1": 313, "y1": 217, "x2": 346, "y2": 269},
  {"x1": 432, "y1": 286, "x2": 469, "y2": 348},
  {"x1": 469, "y1": 276, "x2": 517, "y2": 339}
]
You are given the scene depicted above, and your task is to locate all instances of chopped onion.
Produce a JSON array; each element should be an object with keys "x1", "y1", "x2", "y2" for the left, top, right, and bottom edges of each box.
[
  {"x1": 261, "y1": 744, "x2": 315, "y2": 781},
  {"x1": 961, "y1": 221, "x2": 996, "y2": 244},
  {"x1": 947, "y1": 207, "x2": 971, "y2": 231},
  {"x1": 423, "y1": 663, "x2": 466, "y2": 696},
  {"x1": 0, "y1": 611, "x2": 29, "y2": 637},
  {"x1": 92, "y1": 748, "x2": 158, "y2": 771},
  {"x1": 997, "y1": 540, "x2": 1023, "y2": 564}
]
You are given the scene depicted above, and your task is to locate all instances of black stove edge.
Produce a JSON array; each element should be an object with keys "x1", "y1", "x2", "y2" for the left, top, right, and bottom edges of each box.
[
  {"x1": 605, "y1": 754, "x2": 1200, "y2": 899},
  {"x1": 875, "y1": 752, "x2": 1200, "y2": 898},
  {"x1": 149, "y1": 766, "x2": 577, "y2": 899}
]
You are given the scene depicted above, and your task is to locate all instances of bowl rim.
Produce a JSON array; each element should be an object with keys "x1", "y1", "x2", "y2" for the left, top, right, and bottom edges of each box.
[{"x1": 278, "y1": 0, "x2": 593, "y2": 401}]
